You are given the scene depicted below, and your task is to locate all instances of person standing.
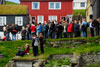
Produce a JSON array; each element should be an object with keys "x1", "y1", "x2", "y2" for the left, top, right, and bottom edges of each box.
[
  {"x1": 21, "y1": 26, "x2": 26, "y2": 40},
  {"x1": 67, "y1": 22, "x2": 73, "y2": 38},
  {"x1": 37, "y1": 23, "x2": 42, "y2": 37},
  {"x1": 49, "y1": 22, "x2": 55, "y2": 39},
  {"x1": 39, "y1": 33, "x2": 44, "y2": 54},
  {"x1": 32, "y1": 34, "x2": 38, "y2": 56},
  {"x1": 3, "y1": 25, "x2": 7, "y2": 36},
  {"x1": 89, "y1": 19, "x2": 94, "y2": 37},
  {"x1": 81, "y1": 18, "x2": 87, "y2": 37},
  {"x1": 6, "y1": 24, "x2": 10, "y2": 41},
  {"x1": 30, "y1": 24, "x2": 36, "y2": 35},
  {"x1": 43, "y1": 21, "x2": 49, "y2": 38},
  {"x1": 92, "y1": 19, "x2": 99, "y2": 36},
  {"x1": 58, "y1": 23, "x2": 63, "y2": 38},
  {"x1": 74, "y1": 20, "x2": 80, "y2": 37},
  {"x1": 11, "y1": 24, "x2": 18, "y2": 41}
]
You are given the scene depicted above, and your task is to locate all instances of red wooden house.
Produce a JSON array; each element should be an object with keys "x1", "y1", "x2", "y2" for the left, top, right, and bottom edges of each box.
[{"x1": 20, "y1": 0, "x2": 73, "y2": 24}]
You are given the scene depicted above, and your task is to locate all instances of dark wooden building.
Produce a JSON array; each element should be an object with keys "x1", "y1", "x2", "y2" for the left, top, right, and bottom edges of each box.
[
  {"x1": 0, "y1": 0, "x2": 5, "y2": 4},
  {"x1": 0, "y1": 5, "x2": 29, "y2": 31}
]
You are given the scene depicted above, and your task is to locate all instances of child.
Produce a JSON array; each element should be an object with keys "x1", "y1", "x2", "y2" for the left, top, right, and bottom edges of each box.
[
  {"x1": 32, "y1": 34, "x2": 38, "y2": 56},
  {"x1": 39, "y1": 33, "x2": 44, "y2": 54},
  {"x1": 24, "y1": 43, "x2": 30, "y2": 55},
  {"x1": 16, "y1": 47, "x2": 25, "y2": 57}
]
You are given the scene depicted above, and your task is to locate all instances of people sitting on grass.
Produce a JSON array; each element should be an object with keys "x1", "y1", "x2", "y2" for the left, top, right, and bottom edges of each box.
[
  {"x1": 24, "y1": 43, "x2": 30, "y2": 55},
  {"x1": 16, "y1": 43, "x2": 30, "y2": 57}
]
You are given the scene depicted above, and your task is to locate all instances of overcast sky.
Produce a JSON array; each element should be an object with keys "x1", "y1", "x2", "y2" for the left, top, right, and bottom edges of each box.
[{"x1": 7, "y1": 0, "x2": 20, "y2": 3}]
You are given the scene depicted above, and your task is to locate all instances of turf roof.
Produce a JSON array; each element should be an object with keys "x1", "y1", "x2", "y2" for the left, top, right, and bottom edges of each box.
[{"x1": 0, "y1": 5, "x2": 28, "y2": 15}]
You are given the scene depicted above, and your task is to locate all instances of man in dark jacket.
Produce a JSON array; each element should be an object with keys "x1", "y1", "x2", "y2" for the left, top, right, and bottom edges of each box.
[
  {"x1": 58, "y1": 23, "x2": 64, "y2": 38},
  {"x1": 32, "y1": 34, "x2": 38, "y2": 56},
  {"x1": 6, "y1": 24, "x2": 10, "y2": 41},
  {"x1": 92, "y1": 19, "x2": 99, "y2": 36},
  {"x1": 10, "y1": 24, "x2": 18, "y2": 41},
  {"x1": 74, "y1": 20, "x2": 80, "y2": 37},
  {"x1": 43, "y1": 22, "x2": 49, "y2": 38},
  {"x1": 49, "y1": 22, "x2": 55, "y2": 39}
]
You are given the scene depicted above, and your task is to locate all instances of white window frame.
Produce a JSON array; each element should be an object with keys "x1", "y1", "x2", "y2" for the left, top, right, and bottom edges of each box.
[
  {"x1": 49, "y1": 2, "x2": 61, "y2": 10},
  {"x1": 32, "y1": 2, "x2": 40, "y2": 10},
  {"x1": 37, "y1": 16, "x2": 44, "y2": 24},
  {"x1": 0, "y1": 16, "x2": 6, "y2": 26},
  {"x1": 48, "y1": 16, "x2": 57, "y2": 22},
  {"x1": 15, "y1": 17, "x2": 23, "y2": 26}
]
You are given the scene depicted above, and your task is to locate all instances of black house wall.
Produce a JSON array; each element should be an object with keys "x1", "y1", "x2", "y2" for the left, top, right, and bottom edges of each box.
[{"x1": 0, "y1": 15, "x2": 29, "y2": 31}]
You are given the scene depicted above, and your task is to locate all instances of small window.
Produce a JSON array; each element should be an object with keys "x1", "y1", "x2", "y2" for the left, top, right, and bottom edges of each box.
[
  {"x1": 32, "y1": 16, "x2": 36, "y2": 20},
  {"x1": 38, "y1": 16, "x2": 44, "y2": 24},
  {"x1": 49, "y1": 16, "x2": 57, "y2": 22},
  {"x1": 61, "y1": 17, "x2": 66, "y2": 21},
  {"x1": 0, "y1": 16, "x2": 6, "y2": 26},
  {"x1": 32, "y1": 2, "x2": 40, "y2": 9},
  {"x1": 49, "y1": 2, "x2": 61, "y2": 9},
  {"x1": 15, "y1": 17, "x2": 23, "y2": 26},
  {"x1": 81, "y1": 2, "x2": 85, "y2": 7}
]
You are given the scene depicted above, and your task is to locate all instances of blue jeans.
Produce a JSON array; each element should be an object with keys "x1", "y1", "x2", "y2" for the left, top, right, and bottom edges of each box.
[
  {"x1": 59, "y1": 32, "x2": 62, "y2": 38},
  {"x1": 52, "y1": 32, "x2": 55, "y2": 39},
  {"x1": 6, "y1": 33, "x2": 9, "y2": 41},
  {"x1": 29, "y1": 33, "x2": 32, "y2": 40},
  {"x1": 12, "y1": 34, "x2": 16, "y2": 41},
  {"x1": 81, "y1": 31, "x2": 86, "y2": 37}
]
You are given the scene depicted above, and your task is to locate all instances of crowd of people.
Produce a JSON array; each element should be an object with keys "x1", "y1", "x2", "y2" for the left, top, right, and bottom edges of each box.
[
  {"x1": 2, "y1": 15, "x2": 100, "y2": 56},
  {"x1": 2, "y1": 17, "x2": 100, "y2": 41}
]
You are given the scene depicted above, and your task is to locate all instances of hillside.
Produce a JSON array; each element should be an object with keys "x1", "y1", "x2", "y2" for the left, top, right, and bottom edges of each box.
[{"x1": 6, "y1": 1, "x2": 19, "y2": 5}]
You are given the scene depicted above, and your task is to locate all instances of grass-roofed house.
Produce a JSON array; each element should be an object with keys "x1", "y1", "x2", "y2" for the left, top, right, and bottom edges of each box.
[{"x1": 0, "y1": 5, "x2": 29, "y2": 39}]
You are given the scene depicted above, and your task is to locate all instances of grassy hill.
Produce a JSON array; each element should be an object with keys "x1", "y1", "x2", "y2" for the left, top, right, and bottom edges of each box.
[
  {"x1": 0, "y1": 36, "x2": 100, "y2": 67},
  {"x1": 6, "y1": 1, "x2": 19, "y2": 5}
]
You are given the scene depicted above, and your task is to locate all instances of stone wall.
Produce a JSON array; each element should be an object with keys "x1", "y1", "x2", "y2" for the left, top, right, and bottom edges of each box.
[
  {"x1": 0, "y1": 54, "x2": 3, "y2": 60},
  {"x1": 45, "y1": 53, "x2": 100, "y2": 67}
]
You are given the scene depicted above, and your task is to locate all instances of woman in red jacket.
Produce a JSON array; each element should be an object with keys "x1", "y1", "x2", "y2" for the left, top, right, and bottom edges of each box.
[
  {"x1": 30, "y1": 24, "x2": 36, "y2": 35},
  {"x1": 67, "y1": 22, "x2": 73, "y2": 38}
]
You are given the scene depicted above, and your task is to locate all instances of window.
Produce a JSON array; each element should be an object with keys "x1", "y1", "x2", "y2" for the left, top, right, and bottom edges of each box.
[
  {"x1": 38, "y1": 16, "x2": 44, "y2": 24},
  {"x1": 61, "y1": 17, "x2": 66, "y2": 21},
  {"x1": 73, "y1": 3, "x2": 75, "y2": 8},
  {"x1": 49, "y1": 2, "x2": 61, "y2": 9},
  {"x1": 0, "y1": 16, "x2": 6, "y2": 26},
  {"x1": 15, "y1": 17, "x2": 23, "y2": 26},
  {"x1": 81, "y1": 2, "x2": 85, "y2": 7},
  {"x1": 49, "y1": 16, "x2": 57, "y2": 22},
  {"x1": 32, "y1": 16, "x2": 36, "y2": 20},
  {"x1": 32, "y1": 2, "x2": 40, "y2": 9}
]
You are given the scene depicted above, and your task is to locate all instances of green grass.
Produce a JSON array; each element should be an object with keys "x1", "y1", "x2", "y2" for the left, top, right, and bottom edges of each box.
[
  {"x1": 47, "y1": 36, "x2": 100, "y2": 42},
  {"x1": 73, "y1": 9, "x2": 86, "y2": 17},
  {"x1": 45, "y1": 58, "x2": 70, "y2": 67},
  {"x1": 0, "y1": 5, "x2": 27, "y2": 15},
  {"x1": 0, "y1": 37, "x2": 100, "y2": 67},
  {"x1": 6, "y1": 1, "x2": 19, "y2": 5}
]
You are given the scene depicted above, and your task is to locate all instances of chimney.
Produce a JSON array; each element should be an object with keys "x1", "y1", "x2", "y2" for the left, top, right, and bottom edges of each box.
[{"x1": 0, "y1": 0, "x2": 6, "y2": 5}]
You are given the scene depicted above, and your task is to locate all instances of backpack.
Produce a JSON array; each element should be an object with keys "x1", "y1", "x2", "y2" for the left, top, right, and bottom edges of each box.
[{"x1": 81, "y1": 25, "x2": 86, "y2": 31}]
